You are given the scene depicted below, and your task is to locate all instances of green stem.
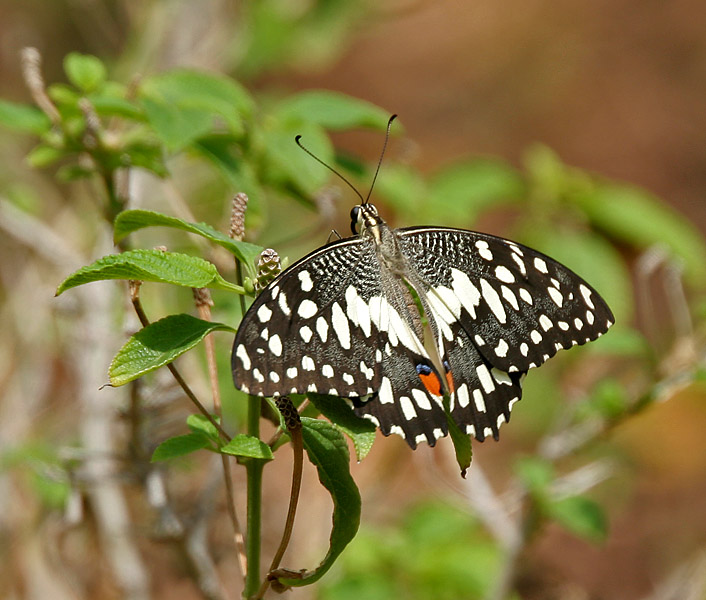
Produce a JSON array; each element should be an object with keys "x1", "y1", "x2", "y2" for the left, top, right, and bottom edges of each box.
[{"x1": 244, "y1": 396, "x2": 264, "y2": 599}]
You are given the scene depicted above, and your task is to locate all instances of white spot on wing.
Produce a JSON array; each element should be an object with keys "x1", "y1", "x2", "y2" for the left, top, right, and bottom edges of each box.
[
  {"x1": 286, "y1": 367, "x2": 298, "y2": 379},
  {"x1": 456, "y1": 384, "x2": 470, "y2": 408},
  {"x1": 236, "y1": 344, "x2": 251, "y2": 370},
  {"x1": 534, "y1": 257, "x2": 548, "y2": 273},
  {"x1": 297, "y1": 299, "x2": 318, "y2": 319},
  {"x1": 278, "y1": 292, "x2": 291, "y2": 316},
  {"x1": 530, "y1": 329, "x2": 542, "y2": 344},
  {"x1": 480, "y1": 279, "x2": 506, "y2": 323},
  {"x1": 451, "y1": 268, "x2": 481, "y2": 320},
  {"x1": 322, "y1": 364, "x2": 334, "y2": 378},
  {"x1": 501, "y1": 285, "x2": 519, "y2": 311},
  {"x1": 316, "y1": 317, "x2": 329, "y2": 342},
  {"x1": 342, "y1": 372, "x2": 354, "y2": 385},
  {"x1": 476, "y1": 364, "x2": 495, "y2": 393},
  {"x1": 495, "y1": 338, "x2": 509, "y2": 357},
  {"x1": 331, "y1": 302, "x2": 351, "y2": 349},
  {"x1": 399, "y1": 396, "x2": 417, "y2": 420},
  {"x1": 299, "y1": 326, "x2": 313, "y2": 343},
  {"x1": 511, "y1": 253, "x2": 527, "y2": 275},
  {"x1": 411, "y1": 388, "x2": 433, "y2": 410},
  {"x1": 491, "y1": 368, "x2": 512, "y2": 385},
  {"x1": 298, "y1": 270, "x2": 313, "y2": 292},
  {"x1": 379, "y1": 377, "x2": 394, "y2": 404},
  {"x1": 495, "y1": 265, "x2": 515, "y2": 283},
  {"x1": 476, "y1": 240, "x2": 493, "y2": 261},
  {"x1": 580, "y1": 284, "x2": 595, "y2": 309},
  {"x1": 520, "y1": 342, "x2": 529, "y2": 356},
  {"x1": 539, "y1": 314, "x2": 553, "y2": 331},
  {"x1": 269, "y1": 371, "x2": 280, "y2": 383},
  {"x1": 519, "y1": 288, "x2": 533, "y2": 305},
  {"x1": 257, "y1": 304, "x2": 272, "y2": 323},
  {"x1": 473, "y1": 388, "x2": 486, "y2": 412},
  {"x1": 301, "y1": 356, "x2": 315, "y2": 371},
  {"x1": 268, "y1": 334, "x2": 283, "y2": 356},
  {"x1": 548, "y1": 286, "x2": 563, "y2": 307}
]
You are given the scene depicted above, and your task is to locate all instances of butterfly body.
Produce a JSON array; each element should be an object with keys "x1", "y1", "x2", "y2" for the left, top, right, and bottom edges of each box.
[{"x1": 232, "y1": 203, "x2": 613, "y2": 448}]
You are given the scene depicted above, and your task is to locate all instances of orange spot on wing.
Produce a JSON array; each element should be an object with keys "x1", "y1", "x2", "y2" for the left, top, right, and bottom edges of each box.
[
  {"x1": 445, "y1": 370, "x2": 455, "y2": 394},
  {"x1": 418, "y1": 371, "x2": 442, "y2": 396}
]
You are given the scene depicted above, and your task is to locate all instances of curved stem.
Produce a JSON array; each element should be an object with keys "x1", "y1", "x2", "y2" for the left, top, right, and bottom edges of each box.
[
  {"x1": 243, "y1": 398, "x2": 264, "y2": 598},
  {"x1": 254, "y1": 422, "x2": 303, "y2": 600}
]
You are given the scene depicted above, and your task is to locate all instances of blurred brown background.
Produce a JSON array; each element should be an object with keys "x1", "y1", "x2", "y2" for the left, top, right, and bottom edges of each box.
[{"x1": 1, "y1": 1, "x2": 705, "y2": 599}]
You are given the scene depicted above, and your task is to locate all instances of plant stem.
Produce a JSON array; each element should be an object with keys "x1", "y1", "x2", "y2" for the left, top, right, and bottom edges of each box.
[
  {"x1": 195, "y1": 291, "x2": 248, "y2": 580},
  {"x1": 254, "y1": 397, "x2": 303, "y2": 600},
  {"x1": 243, "y1": 397, "x2": 264, "y2": 599}
]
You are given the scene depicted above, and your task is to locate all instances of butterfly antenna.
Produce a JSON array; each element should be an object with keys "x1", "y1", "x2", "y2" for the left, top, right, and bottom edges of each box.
[
  {"x1": 295, "y1": 135, "x2": 364, "y2": 203},
  {"x1": 364, "y1": 114, "x2": 397, "y2": 205}
]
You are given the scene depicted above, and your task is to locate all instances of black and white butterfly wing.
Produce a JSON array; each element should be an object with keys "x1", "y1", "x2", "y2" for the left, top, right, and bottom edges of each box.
[
  {"x1": 232, "y1": 237, "x2": 382, "y2": 398},
  {"x1": 396, "y1": 227, "x2": 614, "y2": 439},
  {"x1": 232, "y1": 235, "x2": 450, "y2": 447},
  {"x1": 233, "y1": 220, "x2": 614, "y2": 449}
]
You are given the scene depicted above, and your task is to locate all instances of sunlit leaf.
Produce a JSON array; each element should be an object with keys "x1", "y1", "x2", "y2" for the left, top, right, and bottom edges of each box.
[
  {"x1": 271, "y1": 418, "x2": 361, "y2": 589},
  {"x1": 220, "y1": 434, "x2": 274, "y2": 460},
  {"x1": 109, "y1": 314, "x2": 235, "y2": 386},
  {"x1": 307, "y1": 394, "x2": 376, "y2": 462},
  {"x1": 64, "y1": 53, "x2": 107, "y2": 93},
  {"x1": 56, "y1": 249, "x2": 243, "y2": 295},
  {"x1": 114, "y1": 209, "x2": 263, "y2": 278},
  {"x1": 151, "y1": 433, "x2": 211, "y2": 462},
  {"x1": 0, "y1": 100, "x2": 51, "y2": 135},
  {"x1": 275, "y1": 90, "x2": 390, "y2": 130}
]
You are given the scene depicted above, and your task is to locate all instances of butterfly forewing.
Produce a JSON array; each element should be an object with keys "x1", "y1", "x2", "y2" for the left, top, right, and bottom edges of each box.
[
  {"x1": 233, "y1": 237, "x2": 383, "y2": 398},
  {"x1": 396, "y1": 227, "x2": 614, "y2": 374}
]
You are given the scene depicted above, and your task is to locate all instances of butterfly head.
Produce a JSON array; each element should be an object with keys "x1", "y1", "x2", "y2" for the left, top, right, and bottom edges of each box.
[{"x1": 350, "y1": 203, "x2": 383, "y2": 235}]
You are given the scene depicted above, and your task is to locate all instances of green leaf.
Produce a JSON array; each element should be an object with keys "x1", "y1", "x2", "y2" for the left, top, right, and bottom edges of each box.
[
  {"x1": 548, "y1": 495, "x2": 608, "y2": 542},
  {"x1": 89, "y1": 94, "x2": 144, "y2": 120},
  {"x1": 25, "y1": 145, "x2": 68, "y2": 168},
  {"x1": 307, "y1": 394, "x2": 376, "y2": 462},
  {"x1": 139, "y1": 69, "x2": 253, "y2": 150},
  {"x1": 272, "y1": 418, "x2": 361, "y2": 589},
  {"x1": 57, "y1": 164, "x2": 95, "y2": 182},
  {"x1": 445, "y1": 409, "x2": 472, "y2": 478},
  {"x1": 186, "y1": 414, "x2": 221, "y2": 442},
  {"x1": 0, "y1": 99, "x2": 51, "y2": 134},
  {"x1": 427, "y1": 159, "x2": 524, "y2": 225},
  {"x1": 263, "y1": 120, "x2": 333, "y2": 196},
  {"x1": 113, "y1": 209, "x2": 263, "y2": 278},
  {"x1": 220, "y1": 434, "x2": 274, "y2": 460},
  {"x1": 573, "y1": 182, "x2": 706, "y2": 283},
  {"x1": 275, "y1": 90, "x2": 390, "y2": 130},
  {"x1": 151, "y1": 433, "x2": 211, "y2": 462},
  {"x1": 584, "y1": 378, "x2": 629, "y2": 420},
  {"x1": 64, "y1": 53, "x2": 107, "y2": 93},
  {"x1": 109, "y1": 314, "x2": 235, "y2": 386},
  {"x1": 56, "y1": 249, "x2": 243, "y2": 295}
]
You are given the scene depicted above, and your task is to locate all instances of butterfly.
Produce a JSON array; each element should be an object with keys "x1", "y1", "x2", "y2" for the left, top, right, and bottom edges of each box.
[{"x1": 231, "y1": 119, "x2": 613, "y2": 448}]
